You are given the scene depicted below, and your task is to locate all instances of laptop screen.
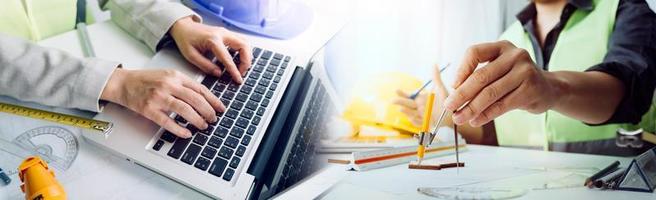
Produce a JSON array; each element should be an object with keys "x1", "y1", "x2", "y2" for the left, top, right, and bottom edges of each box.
[{"x1": 247, "y1": 43, "x2": 339, "y2": 199}]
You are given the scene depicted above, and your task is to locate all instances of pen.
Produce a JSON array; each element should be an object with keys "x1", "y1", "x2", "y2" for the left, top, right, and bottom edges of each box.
[
  {"x1": 603, "y1": 171, "x2": 625, "y2": 189},
  {"x1": 76, "y1": 23, "x2": 96, "y2": 57},
  {"x1": 409, "y1": 80, "x2": 432, "y2": 100},
  {"x1": 409, "y1": 64, "x2": 450, "y2": 99},
  {"x1": 416, "y1": 93, "x2": 436, "y2": 165},
  {"x1": 585, "y1": 160, "x2": 620, "y2": 187},
  {"x1": 0, "y1": 167, "x2": 10, "y2": 186},
  {"x1": 594, "y1": 167, "x2": 624, "y2": 189},
  {"x1": 75, "y1": 0, "x2": 95, "y2": 58}
]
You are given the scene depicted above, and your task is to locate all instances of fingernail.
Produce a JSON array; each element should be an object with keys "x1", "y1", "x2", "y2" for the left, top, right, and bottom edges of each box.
[
  {"x1": 213, "y1": 69, "x2": 221, "y2": 76},
  {"x1": 185, "y1": 131, "x2": 192, "y2": 138},
  {"x1": 452, "y1": 113, "x2": 464, "y2": 125},
  {"x1": 469, "y1": 120, "x2": 481, "y2": 127},
  {"x1": 211, "y1": 116, "x2": 218, "y2": 123},
  {"x1": 203, "y1": 122, "x2": 209, "y2": 129},
  {"x1": 444, "y1": 96, "x2": 454, "y2": 110}
]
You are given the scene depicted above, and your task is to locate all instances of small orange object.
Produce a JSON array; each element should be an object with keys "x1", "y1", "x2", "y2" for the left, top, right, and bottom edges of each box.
[
  {"x1": 327, "y1": 159, "x2": 351, "y2": 165},
  {"x1": 18, "y1": 156, "x2": 66, "y2": 200}
]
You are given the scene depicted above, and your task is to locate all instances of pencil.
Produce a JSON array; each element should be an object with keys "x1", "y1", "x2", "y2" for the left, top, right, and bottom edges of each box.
[
  {"x1": 416, "y1": 145, "x2": 425, "y2": 165},
  {"x1": 593, "y1": 167, "x2": 624, "y2": 189},
  {"x1": 416, "y1": 93, "x2": 435, "y2": 165},
  {"x1": 585, "y1": 161, "x2": 620, "y2": 187},
  {"x1": 76, "y1": 23, "x2": 96, "y2": 57},
  {"x1": 408, "y1": 64, "x2": 450, "y2": 100},
  {"x1": 409, "y1": 80, "x2": 432, "y2": 100},
  {"x1": 421, "y1": 93, "x2": 435, "y2": 135}
]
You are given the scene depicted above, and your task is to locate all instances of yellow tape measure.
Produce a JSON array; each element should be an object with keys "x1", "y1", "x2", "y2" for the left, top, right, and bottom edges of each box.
[{"x1": 0, "y1": 102, "x2": 112, "y2": 138}]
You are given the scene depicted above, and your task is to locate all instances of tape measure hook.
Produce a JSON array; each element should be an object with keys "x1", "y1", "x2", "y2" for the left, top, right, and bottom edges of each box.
[{"x1": 93, "y1": 123, "x2": 113, "y2": 138}]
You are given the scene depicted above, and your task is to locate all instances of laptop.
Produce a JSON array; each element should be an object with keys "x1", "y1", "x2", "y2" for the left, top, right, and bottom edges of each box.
[{"x1": 82, "y1": 40, "x2": 342, "y2": 199}]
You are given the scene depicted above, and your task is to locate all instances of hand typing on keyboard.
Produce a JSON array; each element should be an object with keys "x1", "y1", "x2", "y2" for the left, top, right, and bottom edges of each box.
[
  {"x1": 99, "y1": 17, "x2": 255, "y2": 138},
  {"x1": 170, "y1": 16, "x2": 253, "y2": 84},
  {"x1": 152, "y1": 47, "x2": 291, "y2": 182},
  {"x1": 101, "y1": 68, "x2": 226, "y2": 138}
]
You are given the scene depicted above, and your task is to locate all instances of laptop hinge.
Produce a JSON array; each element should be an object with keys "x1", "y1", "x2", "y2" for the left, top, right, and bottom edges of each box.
[{"x1": 247, "y1": 66, "x2": 307, "y2": 178}]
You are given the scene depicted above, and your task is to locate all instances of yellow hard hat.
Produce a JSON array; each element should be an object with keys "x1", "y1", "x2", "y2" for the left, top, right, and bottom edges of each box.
[{"x1": 342, "y1": 71, "x2": 422, "y2": 135}]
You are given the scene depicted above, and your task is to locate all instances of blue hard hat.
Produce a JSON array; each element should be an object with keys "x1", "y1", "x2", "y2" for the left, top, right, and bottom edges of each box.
[{"x1": 184, "y1": 0, "x2": 314, "y2": 39}]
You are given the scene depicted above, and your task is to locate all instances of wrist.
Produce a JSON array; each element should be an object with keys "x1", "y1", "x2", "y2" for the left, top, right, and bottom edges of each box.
[
  {"x1": 170, "y1": 16, "x2": 195, "y2": 41},
  {"x1": 544, "y1": 71, "x2": 571, "y2": 112},
  {"x1": 101, "y1": 67, "x2": 127, "y2": 104}
]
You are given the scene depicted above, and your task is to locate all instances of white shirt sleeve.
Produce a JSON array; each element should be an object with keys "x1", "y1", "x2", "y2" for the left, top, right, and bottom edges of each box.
[{"x1": 0, "y1": 33, "x2": 120, "y2": 112}]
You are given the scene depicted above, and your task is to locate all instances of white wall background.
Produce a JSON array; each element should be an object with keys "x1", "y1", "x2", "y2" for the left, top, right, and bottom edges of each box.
[
  {"x1": 321, "y1": 0, "x2": 656, "y2": 99},
  {"x1": 323, "y1": 0, "x2": 523, "y2": 99}
]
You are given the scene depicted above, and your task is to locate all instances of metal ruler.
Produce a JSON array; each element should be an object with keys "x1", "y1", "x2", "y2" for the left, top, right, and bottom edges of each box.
[{"x1": 0, "y1": 102, "x2": 112, "y2": 138}]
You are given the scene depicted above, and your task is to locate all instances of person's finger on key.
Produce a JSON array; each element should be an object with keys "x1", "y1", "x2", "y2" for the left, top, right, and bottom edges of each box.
[
  {"x1": 170, "y1": 16, "x2": 253, "y2": 83},
  {"x1": 100, "y1": 69, "x2": 227, "y2": 138}
]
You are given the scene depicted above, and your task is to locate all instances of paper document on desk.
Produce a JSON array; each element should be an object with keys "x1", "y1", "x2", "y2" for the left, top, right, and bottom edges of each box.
[{"x1": 0, "y1": 96, "x2": 210, "y2": 200}]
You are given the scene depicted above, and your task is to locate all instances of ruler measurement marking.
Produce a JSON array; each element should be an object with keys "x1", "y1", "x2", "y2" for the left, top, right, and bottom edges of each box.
[{"x1": 0, "y1": 102, "x2": 112, "y2": 137}]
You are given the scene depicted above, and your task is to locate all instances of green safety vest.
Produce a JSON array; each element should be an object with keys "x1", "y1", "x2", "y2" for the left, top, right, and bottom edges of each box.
[
  {"x1": 0, "y1": 0, "x2": 92, "y2": 41},
  {"x1": 495, "y1": 0, "x2": 656, "y2": 155}
]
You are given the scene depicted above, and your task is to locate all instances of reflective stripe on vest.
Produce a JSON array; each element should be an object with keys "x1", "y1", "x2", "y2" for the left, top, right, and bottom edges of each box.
[
  {"x1": 0, "y1": 0, "x2": 91, "y2": 41},
  {"x1": 495, "y1": 0, "x2": 656, "y2": 154}
]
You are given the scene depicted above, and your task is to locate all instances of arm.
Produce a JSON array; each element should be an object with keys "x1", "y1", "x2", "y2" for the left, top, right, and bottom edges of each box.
[
  {"x1": 584, "y1": 0, "x2": 656, "y2": 124},
  {"x1": 97, "y1": 0, "x2": 255, "y2": 137},
  {"x1": 0, "y1": 33, "x2": 119, "y2": 112},
  {"x1": 545, "y1": 71, "x2": 624, "y2": 124},
  {"x1": 98, "y1": 0, "x2": 200, "y2": 51},
  {"x1": 98, "y1": 0, "x2": 253, "y2": 83},
  {"x1": 1, "y1": 1, "x2": 249, "y2": 139},
  {"x1": 443, "y1": 41, "x2": 624, "y2": 126},
  {"x1": 445, "y1": 0, "x2": 656, "y2": 126},
  {"x1": 0, "y1": 33, "x2": 223, "y2": 138}
]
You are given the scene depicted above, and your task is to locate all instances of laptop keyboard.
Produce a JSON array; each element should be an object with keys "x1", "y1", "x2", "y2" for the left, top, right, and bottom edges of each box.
[
  {"x1": 277, "y1": 82, "x2": 334, "y2": 189},
  {"x1": 151, "y1": 47, "x2": 291, "y2": 182}
]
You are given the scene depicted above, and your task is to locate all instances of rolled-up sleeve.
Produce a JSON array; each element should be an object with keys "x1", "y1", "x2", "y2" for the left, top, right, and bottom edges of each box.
[
  {"x1": 99, "y1": 0, "x2": 201, "y2": 51},
  {"x1": 586, "y1": 0, "x2": 656, "y2": 124}
]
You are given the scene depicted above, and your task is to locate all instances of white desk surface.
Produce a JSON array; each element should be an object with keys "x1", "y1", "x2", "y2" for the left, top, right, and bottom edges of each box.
[{"x1": 319, "y1": 145, "x2": 656, "y2": 200}]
